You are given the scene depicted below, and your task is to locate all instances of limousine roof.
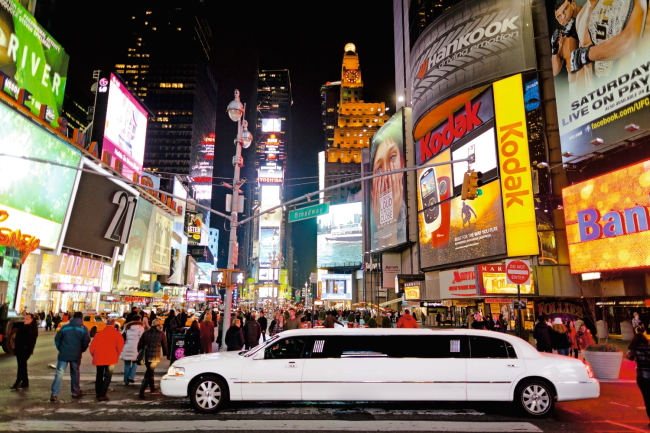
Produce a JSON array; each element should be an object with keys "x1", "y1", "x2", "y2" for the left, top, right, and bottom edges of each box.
[{"x1": 280, "y1": 328, "x2": 495, "y2": 336}]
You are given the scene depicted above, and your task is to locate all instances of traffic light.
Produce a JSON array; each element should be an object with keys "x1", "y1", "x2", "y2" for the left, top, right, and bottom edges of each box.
[{"x1": 461, "y1": 169, "x2": 483, "y2": 200}]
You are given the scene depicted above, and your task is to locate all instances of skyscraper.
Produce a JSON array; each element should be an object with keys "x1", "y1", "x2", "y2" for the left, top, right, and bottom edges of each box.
[
  {"x1": 322, "y1": 44, "x2": 390, "y2": 205},
  {"x1": 113, "y1": 0, "x2": 217, "y2": 219},
  {"x1": 242, "y1": 69, "x2": 292, "y2": 302}
]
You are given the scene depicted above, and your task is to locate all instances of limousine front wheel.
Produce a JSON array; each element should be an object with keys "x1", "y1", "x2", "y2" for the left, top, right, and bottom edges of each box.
[
  {"x1": 516, "y1": 380, "x2": 554, "y2": 417},
  {"x1": 190, "y1": 375, "x2": 229, "y2": 413}
]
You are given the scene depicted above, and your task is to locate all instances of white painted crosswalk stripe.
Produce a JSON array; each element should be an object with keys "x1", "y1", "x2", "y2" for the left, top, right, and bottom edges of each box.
[{"x1": 0, "y1": 420, "x2": 542, "y2": 432}]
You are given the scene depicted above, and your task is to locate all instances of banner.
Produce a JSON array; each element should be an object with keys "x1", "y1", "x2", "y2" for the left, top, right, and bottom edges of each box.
[
  {"x1": 410, "y1": 0, "x2": 535, "y2": 123},
  {"x1": 477, "y1": 263, "x2": 535, "y2": 295},
  {"x1": 369, "y1": 109, "x2": 407, "y2": 250},
  {"x1": 143, "y1": 207, "x2": 172, "y2": 275},
  {"x1": 493, "y1": 74, "x2": 539, "y2": 256},
  {"x1": 547, "y1": 0, "x2": 650, "y2": 156},
  {"x1": 0, "y1": 0, "x2": 69, "y2": 121},
  {"x1": 562, "y1": 159, "x2": 650, "y2": 273},
  {"x1": 117, "y1": 198, "x2": 153, "y2": 290},
  {"x1": 439, "y1": 266, "x2": 478, "y2": 298}
]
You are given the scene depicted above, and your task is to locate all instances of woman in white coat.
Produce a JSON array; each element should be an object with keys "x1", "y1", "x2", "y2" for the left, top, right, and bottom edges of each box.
[{"x1": 121, "y1": 316, "x2": 145, "y2": 385}]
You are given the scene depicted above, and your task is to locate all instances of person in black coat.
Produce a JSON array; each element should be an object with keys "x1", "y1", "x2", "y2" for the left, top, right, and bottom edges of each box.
[
  {"x1": 225, "y1": 319, "x2": 244, "y2": 351},
  {"x1": 627, "y1": 329, "x2": 650, "y2": 423},
  {"x1": 183, "y1": 321, "x2": 201, "y2": 356},
  {"x1": 533, "y1": 315, "x2": 552, "y2": 353},
  {"x1": 12, "y1": 313, "x2": 39, "y2": 389},
  {"x1": 258, "y1": 312, "x2": 268, "y2": 342}
]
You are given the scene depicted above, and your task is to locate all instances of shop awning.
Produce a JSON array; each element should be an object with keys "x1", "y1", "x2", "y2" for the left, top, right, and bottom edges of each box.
[{"x1": 379, "y1": 298, "x2": 402, "y2": 307}]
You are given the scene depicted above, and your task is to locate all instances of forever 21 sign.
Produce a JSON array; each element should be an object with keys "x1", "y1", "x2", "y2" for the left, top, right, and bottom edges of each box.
[{"x1": 104, "y1": 191, "x2": 137, "y2": 244}]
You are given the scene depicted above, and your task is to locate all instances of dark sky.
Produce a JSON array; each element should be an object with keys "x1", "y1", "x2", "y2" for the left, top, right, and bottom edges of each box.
[{"x1": 47, "y1": 0, "x2": 396, "y2": 284}]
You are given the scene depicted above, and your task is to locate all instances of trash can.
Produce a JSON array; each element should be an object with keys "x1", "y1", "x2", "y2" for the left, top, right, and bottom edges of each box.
[{"x1": 170, "y1": 328, "x2": 188, "y2": 364}]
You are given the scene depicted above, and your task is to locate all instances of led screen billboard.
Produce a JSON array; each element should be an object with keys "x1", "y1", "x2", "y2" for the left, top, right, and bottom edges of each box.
[
  {"x1": 142, "y1": 207, "x2": 173, "y2": 275},
  {"x1": 317, "y1": 202, "x2": 362, "y2": 268},
  {"x1": 369, "y1": 109, "x2": 407, "y2": 251},
  {"x1": 451, "y1": 124, "x2": 499, "y2": 195},
  {"x1": 0, "y1": 99, "x2": 81, "y2": 251},
  {"x1": 409, "y1": 0, "x2": 535, "y2": 123},
  {"x1": 258, "y1": 167, "x2": 283, "y2": 183},
  {"x1": 546, "y1": 0, "x2": 650, "y2": 157},
  {"x1": 117, "y1": 197, "x2": 152, "y2": 290},
  {"x1": 102, "y1": 74, "x2": 148, "y2": 177},
  {"x1": 419, "y1": 180, "x2": 507, "y2": 269},
  {"x1": 0, "y1": 0, "x2": 69, "y2": 122},
  {"x1": 562, "y1": 159, "x2": 650, "y2": 273},
  {"x1": 320, "y1": 274, "x2": 352, "y2": 300},
  {"x1": 259, "y1": 227, "x2": 279, "y2": 267},
  {"x1": 261, "y1": 118, "x2": 281, "y2": 132},
  {"x1": 191, "y1": 133, "x2": 214, "y2": 201}
]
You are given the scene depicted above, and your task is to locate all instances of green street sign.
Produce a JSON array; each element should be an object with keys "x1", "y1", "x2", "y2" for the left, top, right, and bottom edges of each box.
[{"x1": 288, "y1": 203, "x2": 329, "y2": 223}]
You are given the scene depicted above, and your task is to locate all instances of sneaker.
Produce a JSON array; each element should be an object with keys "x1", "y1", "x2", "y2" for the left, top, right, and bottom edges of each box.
[
  {"x1": 150, "y1": 388, "x2": 161, "y2": 395},
  {"x1": 71, "y1": 391, "x2": 83, "y2": 398},
  {"x1": 97, "y1": 396, "x2": 109, "y2": 402},
  {"x1": 138, "y1": 390, "x2": 145, "y2": 399},
  {"x1": 50, "y1": 395, "x2": 58, "y2": 402},
  {"x1": 128, "y1": 379, "x2": 135, "y2": 384}
]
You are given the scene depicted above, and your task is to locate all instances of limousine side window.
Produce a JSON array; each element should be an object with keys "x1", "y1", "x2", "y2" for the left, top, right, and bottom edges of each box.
[
  {"x1": 469, "y1": 336, "x2": 517, "y2": 359},
  {"x1": 309, "y1": 336, "x2": 467, "y2": 359},
  {"x1": 264, "y1": 338, "x2": 306, "y2": 360}
]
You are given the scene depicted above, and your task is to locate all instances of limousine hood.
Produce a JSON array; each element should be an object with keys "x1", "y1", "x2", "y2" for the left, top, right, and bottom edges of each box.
[{"x1": 174, "y1": 351, "x2": 244, "y2": 366}]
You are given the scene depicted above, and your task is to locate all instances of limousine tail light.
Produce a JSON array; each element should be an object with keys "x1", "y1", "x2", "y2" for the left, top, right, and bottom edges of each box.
[
  {"x1": 583, "y1": 361, "x2": 595, "y2": 379},
  {"x1": 167, "y1": 366, "x2": 185, "y2": 377}
]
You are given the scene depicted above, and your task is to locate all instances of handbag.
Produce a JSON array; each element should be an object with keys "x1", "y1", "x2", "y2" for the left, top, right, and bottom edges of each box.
[{"x1": 136, "y1": 346, "x2": 147, "y2": 365}]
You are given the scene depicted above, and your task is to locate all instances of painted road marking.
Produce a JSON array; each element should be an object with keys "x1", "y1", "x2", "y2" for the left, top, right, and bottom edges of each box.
[
  {"x1": 604, "y1": 421, "x2": 648, "y2": 432},
  {"x1": 0, "y1": 420, "x2": 542, "y2": 432},
  {"x1": 610, "y1": 402, "x2": 630, "y2": 407}
]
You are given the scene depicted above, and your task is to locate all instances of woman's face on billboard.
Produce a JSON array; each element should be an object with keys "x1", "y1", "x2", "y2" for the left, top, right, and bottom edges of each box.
[{"x1": 371, "y1": 138, "x2": 404, "y2": 231}]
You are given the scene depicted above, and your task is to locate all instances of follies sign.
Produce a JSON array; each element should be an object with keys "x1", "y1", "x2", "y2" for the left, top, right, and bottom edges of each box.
[{"x1": 562, "y1": 159, "x2": 650, "y2": 273}]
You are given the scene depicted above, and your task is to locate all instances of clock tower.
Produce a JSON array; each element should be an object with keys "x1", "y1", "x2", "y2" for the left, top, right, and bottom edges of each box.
[
  {"x1": 341, "y1": 43, "x2": 362, "y2": 103},
  {"x1": 321, "y1": 43, "x2": 390, "y2": 205}
]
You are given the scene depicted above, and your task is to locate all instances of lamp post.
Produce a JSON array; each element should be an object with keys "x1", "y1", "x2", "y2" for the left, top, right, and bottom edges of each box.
[{"x1": 222, "y1": 89, "x2": 252, "y2": 351}]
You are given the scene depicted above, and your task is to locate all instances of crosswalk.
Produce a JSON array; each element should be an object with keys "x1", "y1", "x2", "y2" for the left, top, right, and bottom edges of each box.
[{"x1": 0, "y1": 420, "x2": 543, "y2": 432}]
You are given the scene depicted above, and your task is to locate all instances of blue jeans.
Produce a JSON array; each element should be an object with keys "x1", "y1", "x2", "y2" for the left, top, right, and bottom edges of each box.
[
  {"x1": 51, "y1": 359, "x2": 81, "y2": 397},
  {"x1": 557, "y1": 348, "x2": 571, "y2": 356},
  {"x1": 124, "y1": 361, "x2": 138, "y2": 383}
]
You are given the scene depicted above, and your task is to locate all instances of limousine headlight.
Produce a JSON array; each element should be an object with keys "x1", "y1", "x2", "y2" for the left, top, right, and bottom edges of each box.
[
  {"x1": 583, "y1": 361, "x2": 594, "y2": 379},
  {"x1": 167, "y1": 366, "x2": 185, "y2": 377}
]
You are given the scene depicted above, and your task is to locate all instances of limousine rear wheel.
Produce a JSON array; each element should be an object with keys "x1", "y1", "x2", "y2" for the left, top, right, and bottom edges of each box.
[
  {"x1": 516, "y1": 380, "x2": 554, "y2": 417},
  {"x1": 190, "y1": 375, "x2": 229, "y2": 413}
]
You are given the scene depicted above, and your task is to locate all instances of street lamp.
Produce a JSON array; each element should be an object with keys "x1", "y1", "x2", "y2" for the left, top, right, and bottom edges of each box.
[{"x1": 222, "y1": 89, "x2": 251, "y2": 351}]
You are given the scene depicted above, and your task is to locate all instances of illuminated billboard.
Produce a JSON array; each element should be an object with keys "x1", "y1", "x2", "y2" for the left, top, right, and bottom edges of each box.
[
  {"x1": 261, "y1": 118, "x2": 282, "y2": 132},
  {"x1": 258, "y1": 167, "x2": 284, "y2": 183},
  {"x1": 419, "y1": 180, "x2": 506, "y2": 268},
  {"x1": 102, "y1": 74, "x2": 149, "y2": 177},
  {"x1": 317, "y1": 202, "x2": 362, "y2": 268},
  {"x1": 320, "y1": 274, "x2": 352, "y2": 300},
  {"x1": 546, "y1": 0, "x2": 650, "y2": 157},
  {"x1": 259, "y1": 227, "x2": 279, "y2": 267},
  {"x1": 451, "y1": 125, "x2": 498, "y2": 195},
  {"x1": 409, "y1": 0, "x2": 534, "y2": 123},
  {"x1": 191, "y1": 133, "x2": 214, "y2": 201},
  {"x1": 0, "y1": 0, "x2": 69, "y2": 122},
  {"x1": 0, "y1": 99, "x2": 81, "y2": 252},
  {"x1": 477, "y1": 263, "x2": 535, "y2": 295},
  {"x1": 562, "y1": 159, "x2": 650, "y2": 273},
  {"x1": 369, "y1": 109, "x2": 407, "y2": 251}
]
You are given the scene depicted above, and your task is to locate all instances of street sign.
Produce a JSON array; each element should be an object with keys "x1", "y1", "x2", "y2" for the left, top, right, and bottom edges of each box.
[
  {"x1": 288, "y1": 203, "x2": 329, "y2": 223},
  {"x1": 505, "y1": 259, "x2": 531, "y2": 285},
  {"x1": 309, "y1": 272, "x2": 318, "y2": 284}
]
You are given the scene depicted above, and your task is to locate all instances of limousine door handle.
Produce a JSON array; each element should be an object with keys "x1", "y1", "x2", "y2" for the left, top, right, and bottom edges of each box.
[
  {"x1": 507, "y1": 364, "x2": 520, "y2": 368},
  {"x1": 286, "y1": 362, "x2": 296, "y2": 368}
]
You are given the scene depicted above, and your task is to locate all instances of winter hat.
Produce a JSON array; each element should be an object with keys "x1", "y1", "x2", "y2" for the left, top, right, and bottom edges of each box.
[{"x1": 553, "y1": 317, "x2": 563, "y2": 325}]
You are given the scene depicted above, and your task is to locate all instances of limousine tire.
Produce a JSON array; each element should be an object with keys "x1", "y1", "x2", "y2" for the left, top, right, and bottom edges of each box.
[
  {"x1": 190, "y1": 375, "x2": 229, "y2": 413},
  {"x1": 516, "y1": 379, "x2": 555, "y2": 417}
]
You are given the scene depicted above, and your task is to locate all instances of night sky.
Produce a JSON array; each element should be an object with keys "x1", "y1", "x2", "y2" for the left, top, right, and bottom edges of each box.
[{"x1": 47, "y1": 0, "x2": 396, "y2": 285}]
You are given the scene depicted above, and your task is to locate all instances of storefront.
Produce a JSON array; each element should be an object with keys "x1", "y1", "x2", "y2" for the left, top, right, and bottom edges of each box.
[
  {"x1": 50, "y1": 283, "x2": 100, "y2": 313},
  {"x1": 320, "y1": 274, "x2": 353, "y2": 310}
]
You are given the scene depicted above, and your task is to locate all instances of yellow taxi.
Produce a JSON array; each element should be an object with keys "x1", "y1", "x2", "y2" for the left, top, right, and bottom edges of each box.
[
  {"x1": 100, "y1": 312, "x2": 125, "y2": 330},
  {"x1": 56, "y1": 311, "x2": 120, "y2": 337}
]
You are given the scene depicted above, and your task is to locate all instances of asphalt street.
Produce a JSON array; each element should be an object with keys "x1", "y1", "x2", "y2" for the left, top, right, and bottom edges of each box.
[{"x1": 0, "y1": 330, "x2": 649, "y2": 432}]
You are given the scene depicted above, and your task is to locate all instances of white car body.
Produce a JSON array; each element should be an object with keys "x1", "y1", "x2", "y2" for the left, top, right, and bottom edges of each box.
[{"x1": 161, "y1": 328, "x2": 599, "y2": 415}]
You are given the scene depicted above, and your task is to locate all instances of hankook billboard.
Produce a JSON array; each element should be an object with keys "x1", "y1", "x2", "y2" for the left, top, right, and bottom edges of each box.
[{"x1": 410, "y1": 0, "x2": 535, "y2": 123}]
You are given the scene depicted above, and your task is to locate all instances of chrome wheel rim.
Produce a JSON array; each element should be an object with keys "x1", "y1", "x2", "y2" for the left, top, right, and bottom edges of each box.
[
  {"x1": 522, "y1": 384, "x2": 550, "y2": 414},
  {"x1": 196, "y1": 381, "x2": 221, "y2": 410}
]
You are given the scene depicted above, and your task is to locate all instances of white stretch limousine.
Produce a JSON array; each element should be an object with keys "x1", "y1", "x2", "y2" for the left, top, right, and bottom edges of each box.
[{"x1": 161, "y1": 328, "x2": 599, "y2": 416}]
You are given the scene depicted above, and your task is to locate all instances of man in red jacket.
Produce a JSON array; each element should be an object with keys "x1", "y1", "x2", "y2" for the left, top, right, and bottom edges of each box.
[
  {"x1": 89, "y1": 319, "x2": 124, "y2": 401},
  {"x1": 396, "y1": 309, "x2": 419, "y2": 328}
]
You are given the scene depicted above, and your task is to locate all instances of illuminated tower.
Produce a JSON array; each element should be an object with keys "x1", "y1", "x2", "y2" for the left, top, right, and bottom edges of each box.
[{"x1": 323, "y1": 43, "x2": 389, "y2": 205}]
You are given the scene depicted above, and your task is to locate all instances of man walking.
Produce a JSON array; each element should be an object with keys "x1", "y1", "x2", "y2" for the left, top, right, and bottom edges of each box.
[
  {"x1": 89, "y1": 319, "x2": 124, "y2": 401},
  {"x1": 125, "y1": 307, "x2": 140, "y2": 324},
  {"x1": 396, "y1": 309, "x2": 419, "y2": 328},
  {"x1": 285, "y1": 308, "x2": 301, "y2": 330},
  {"x1": 50, "y1": 312, "x2": 90, "y2": 402},
  {"x1": 243, "y1": 312, "x2": 261, "y2": 349},
  {"x1": 137, "y1": 319, "x2": 168, "y2": 399},
  {"x1": 257, "y1": 312, "x2": 268, "y2": 342}
]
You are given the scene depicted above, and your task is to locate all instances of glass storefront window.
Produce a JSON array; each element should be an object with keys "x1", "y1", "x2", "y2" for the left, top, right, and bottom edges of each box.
[{"x1": 0, "y1": 246, "x2": 22, "y2": 308}]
